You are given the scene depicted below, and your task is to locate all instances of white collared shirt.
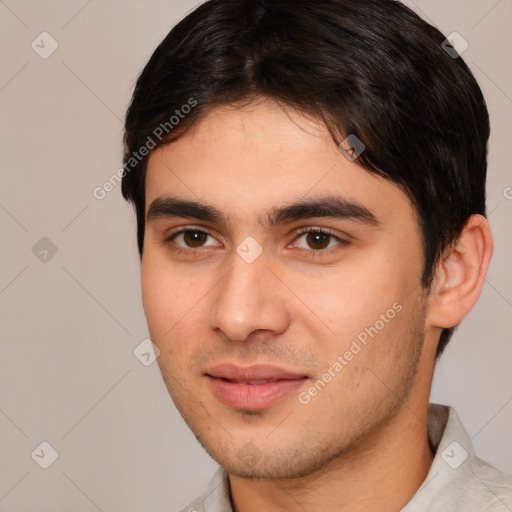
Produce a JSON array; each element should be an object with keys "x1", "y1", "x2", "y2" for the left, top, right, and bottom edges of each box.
[{"x1": 180, "y1": 403, "x2": 512, "y2": 511}]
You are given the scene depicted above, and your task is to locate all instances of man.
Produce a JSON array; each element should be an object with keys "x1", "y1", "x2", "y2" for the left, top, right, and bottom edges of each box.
[{"x1": 121, "y1": 0, "x2": 512, "y2": 510}]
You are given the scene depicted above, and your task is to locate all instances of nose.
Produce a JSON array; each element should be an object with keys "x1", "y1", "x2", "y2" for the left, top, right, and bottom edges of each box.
[{"x1": 207, "y1": 250, "x2": 291, "y2": 342}]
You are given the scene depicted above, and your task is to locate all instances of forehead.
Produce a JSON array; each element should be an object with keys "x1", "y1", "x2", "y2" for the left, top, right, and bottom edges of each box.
[{"x1": 144, "y1": 99, "x2": 416, "y2": 228}]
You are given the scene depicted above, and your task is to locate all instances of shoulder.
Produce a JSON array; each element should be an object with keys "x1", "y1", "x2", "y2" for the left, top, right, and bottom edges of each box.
[
  {"x1": 464, "y1": 455, "x2": 512, "y2": 510},
  {"x1": 403, "y1": 403, "x2": 512, "y2": 511}
]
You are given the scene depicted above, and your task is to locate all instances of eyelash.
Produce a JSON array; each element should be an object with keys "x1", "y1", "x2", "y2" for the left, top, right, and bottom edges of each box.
[
  {"x1": 293, "y1": 227, "x2": 349, "y2": 257},
  {"x1": 164, "y1": 226, "x2": 349, "y2": 258}
]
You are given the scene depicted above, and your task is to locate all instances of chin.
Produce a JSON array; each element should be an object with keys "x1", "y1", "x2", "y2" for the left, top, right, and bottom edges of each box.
[{"x1": 198, "y1": 435, "x2": 343, "y2": 481}]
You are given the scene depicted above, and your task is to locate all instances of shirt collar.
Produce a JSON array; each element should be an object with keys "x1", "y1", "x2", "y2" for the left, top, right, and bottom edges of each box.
[{"x1": 401, "y1": 402, "x2": 477, "y2": 510}]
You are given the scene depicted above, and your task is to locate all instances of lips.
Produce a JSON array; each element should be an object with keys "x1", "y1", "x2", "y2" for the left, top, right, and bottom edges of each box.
[{"x1": 205, "y1": 364, "x2": 309, "y2": 410}]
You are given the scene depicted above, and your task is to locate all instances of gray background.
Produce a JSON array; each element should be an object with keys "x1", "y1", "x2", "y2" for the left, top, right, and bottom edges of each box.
[{"x1": 0, "y1": 0, "x2": 511, "y2": 510}]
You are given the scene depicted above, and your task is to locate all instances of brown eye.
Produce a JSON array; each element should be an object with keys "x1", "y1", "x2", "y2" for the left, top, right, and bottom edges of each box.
[
  {"x1": 305, "y1": 232, "x2": 331, "y2": 250},
  {"x1": 168, "y1": 229, "x2": 219, "y2": 250},
  {"x1": 182, "y1": 230, "x2": 209, "y2": 247},
  {"x1": 293, "y1": 229, "x2": 347, "y2": 253}
]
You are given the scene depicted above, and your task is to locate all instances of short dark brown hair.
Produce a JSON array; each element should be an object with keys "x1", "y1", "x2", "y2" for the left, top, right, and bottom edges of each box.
[{"x1": 122, "y1": 0, "x2": 490, "y2": 358}]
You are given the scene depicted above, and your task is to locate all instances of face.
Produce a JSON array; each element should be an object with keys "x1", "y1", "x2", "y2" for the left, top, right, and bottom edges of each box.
[{"x1": 142, "y1": 98, "x2": 430, "y2": 479}]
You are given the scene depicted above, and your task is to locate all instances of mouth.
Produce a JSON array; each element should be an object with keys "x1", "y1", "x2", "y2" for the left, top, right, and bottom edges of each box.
[{"x1": 205, "y1": 364, "x2": 310, "y2": 410}]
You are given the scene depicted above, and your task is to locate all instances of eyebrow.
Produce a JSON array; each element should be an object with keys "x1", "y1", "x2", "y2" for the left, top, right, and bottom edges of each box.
[{"x1": 146, "y1": 195, "x2": 380, "y2": 229}]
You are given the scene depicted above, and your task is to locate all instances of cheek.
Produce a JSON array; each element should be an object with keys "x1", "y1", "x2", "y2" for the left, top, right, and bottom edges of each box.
[
  {"x1": 300, "y1": 267, "x2": 402, "y2": 338},
  {"x1": 141, "y1": 252, "x2": 212, "y2": 368},
  {"x1": 141, "y1": 254, "x2": 192, "y2": 339},
  {"x1": 296, "y1": 252, "x2": 419, "y2": 373}
]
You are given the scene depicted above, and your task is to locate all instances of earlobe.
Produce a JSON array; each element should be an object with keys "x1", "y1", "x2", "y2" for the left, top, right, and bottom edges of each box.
[{"x1": 426, "y1": 214, "x2": 493, "y2": 329}]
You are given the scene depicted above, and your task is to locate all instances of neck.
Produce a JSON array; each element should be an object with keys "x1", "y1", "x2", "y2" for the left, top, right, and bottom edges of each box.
[{"x1": 228, "y1": 400, "x2": 435, "y2": 512}]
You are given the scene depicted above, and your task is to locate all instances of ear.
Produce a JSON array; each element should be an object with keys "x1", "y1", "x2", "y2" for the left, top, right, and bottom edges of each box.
[{"x1": 426, "y1": 214, "x2": 493, "y2": 329}]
